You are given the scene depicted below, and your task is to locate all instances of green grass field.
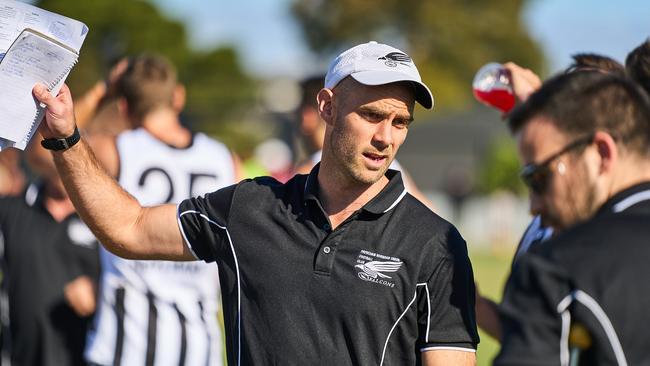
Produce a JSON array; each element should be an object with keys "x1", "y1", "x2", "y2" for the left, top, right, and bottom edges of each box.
[{"x1": 469, "y1": 247, "x2": 515, "y2": 366}]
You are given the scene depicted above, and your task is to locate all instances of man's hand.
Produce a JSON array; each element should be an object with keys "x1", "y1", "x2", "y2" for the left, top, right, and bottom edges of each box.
[
  {"x1": 503, "y1": 62, "x2": 542, "y2": 102},
  {"x1": 64, "y1": 275, "x2": 96, "y2": 317},
  {"x1": 33, "y1": 83, "x2": 76, "y2": 139}
]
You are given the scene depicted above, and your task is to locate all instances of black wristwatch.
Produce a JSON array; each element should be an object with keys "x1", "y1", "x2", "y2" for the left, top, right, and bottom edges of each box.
[{"x1": 41, "y1": 126, "x2": 81, "y2": 151}]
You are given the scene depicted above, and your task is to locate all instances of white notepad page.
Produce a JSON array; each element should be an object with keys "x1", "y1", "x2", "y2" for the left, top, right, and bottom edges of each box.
[
  {"x1": 0, "y1": 0, "x2": 88, "y2": 151},
  {"x1": 0, "y1": 29, "x2": 77, "y2": 149}
]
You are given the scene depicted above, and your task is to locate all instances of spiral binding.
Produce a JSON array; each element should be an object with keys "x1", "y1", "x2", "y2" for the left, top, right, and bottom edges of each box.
[
  {"x1": 50, "y1": 59, "x2": 78, "y2": 91},
  {"x1": 22, "y1": 57, "x2": 78, "y2": 146}
]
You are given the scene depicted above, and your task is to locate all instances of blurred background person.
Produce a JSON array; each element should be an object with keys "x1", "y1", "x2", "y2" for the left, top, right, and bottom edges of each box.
[
  {"x1": 496, "y1": 69, "x2": 650, "y2": 366},
  {"x1": 253, "y1": 138, "x2": 293, "y2": 182},
  {"x1": 0, "y1": 140, "x2": 100, "y2": 366},
  {"x1": 84, "y1": 54, "x2": 233, "y2": 366},
  {"x1": 475, "y1": 53, "x2": 626, "y2": 341}
]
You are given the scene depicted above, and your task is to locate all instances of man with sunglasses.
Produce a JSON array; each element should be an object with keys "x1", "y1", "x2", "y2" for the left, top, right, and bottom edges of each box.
[
  {"x1": 475, "y1": 55, "x2": 626, "y2": 342},
  {"x1": 495, "y1": 70, "x2": 650, "y2": 365}
]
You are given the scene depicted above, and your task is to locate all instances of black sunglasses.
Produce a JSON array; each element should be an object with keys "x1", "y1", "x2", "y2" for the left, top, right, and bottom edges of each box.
[{"x1": 520, "y1": 133, "x2": 594, "y2": 195}]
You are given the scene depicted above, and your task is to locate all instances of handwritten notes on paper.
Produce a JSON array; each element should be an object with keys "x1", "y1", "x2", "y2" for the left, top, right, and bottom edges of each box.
[{"x1": 0, "y1": 1, "x2": 87, "y2": 150}]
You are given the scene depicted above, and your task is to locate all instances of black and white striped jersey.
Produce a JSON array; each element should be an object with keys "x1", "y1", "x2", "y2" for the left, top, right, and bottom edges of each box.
[
  {"x1": 177, "y1": 165, "x2": 479, "y2": 365},
  {"x1": 496, "y1": 182, "x2": 650, "y2": 365},
  {"x1": 85, "y1": 128, "x2": 235, "y2": 366}
]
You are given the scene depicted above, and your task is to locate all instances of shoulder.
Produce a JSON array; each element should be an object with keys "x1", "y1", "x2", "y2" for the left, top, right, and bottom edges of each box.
[
  {"x1": 115, "y1": 128, "x2": 147, "y2": 145},
  {"x1": 191, "y1": 133, "x2": 234, "y2": 159},
  {"x1": 0, "y1": 195, "x2": 29, "y2": 222},
  {"x1": 193, "y1": 133, "x2": 228, "y2": 150},
  {"x1": 233, "y1": 173, "x2": 306, "y2": 201},
  {"x1": 544, "y1": 213, "x2": 648, "y2": 268},
  {"x1": 397, "y1": 194, "x2": 466, "y2": 253},
  {"x1": 0, "y1": 195, "x2": 23, "y2": 211},
  {"x1": 399, "y1": 194, "x2": 456, "y2": 233}
]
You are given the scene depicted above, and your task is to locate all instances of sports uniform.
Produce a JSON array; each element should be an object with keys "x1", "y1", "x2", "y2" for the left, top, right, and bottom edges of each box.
[
  {"x1": 177, "y1": 165, "x2": 479, "y2": 365},
  {"x1": 85, "y1": 128, "x2": 234, "y2": 366},
  {"x1": 496, "y1": 183, "x2": 650, "y2": 365}
]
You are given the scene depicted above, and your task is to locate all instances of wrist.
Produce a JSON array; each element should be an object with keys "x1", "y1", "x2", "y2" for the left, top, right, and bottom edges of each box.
[{"x1": 41, "y1": 126, "x2": 81, "y2": 151}]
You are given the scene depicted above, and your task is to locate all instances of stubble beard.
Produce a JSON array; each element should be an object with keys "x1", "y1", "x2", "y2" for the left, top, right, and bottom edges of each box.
[
  {"x1": 330, "y1": 118, "x2": 390, "y2": 186},
  {"x1": 554, "y1": 168, "x2": 600, "y2": 231}
]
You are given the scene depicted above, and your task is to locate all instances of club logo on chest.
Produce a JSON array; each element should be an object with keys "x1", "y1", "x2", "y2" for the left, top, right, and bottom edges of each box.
[{"x1": 355, "y1": 250, "x2": 403, "y2": 288}]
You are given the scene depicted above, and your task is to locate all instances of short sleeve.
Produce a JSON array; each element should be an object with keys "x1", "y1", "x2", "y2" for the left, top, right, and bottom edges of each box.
[
  {"x1": 177, "y1": 184, "x2": 237, "y2": 262},
  {"x1": 494, "y1": 253, "x2": 571, "y2": 365},
  {"x1": 418, "y1": 226, "x2": 479, "y2": 352}
]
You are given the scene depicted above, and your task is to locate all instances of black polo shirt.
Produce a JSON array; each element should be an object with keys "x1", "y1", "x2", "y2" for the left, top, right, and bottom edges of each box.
[
  {"x1": 495, "y1": 182, "x2": 650, "y2": 365},
  {"x1": 0, "y1": 184, "x2": 100, "y2": 366},
  {"x1": 178, "y1": 166, "x2": 479, "y2": 365}
]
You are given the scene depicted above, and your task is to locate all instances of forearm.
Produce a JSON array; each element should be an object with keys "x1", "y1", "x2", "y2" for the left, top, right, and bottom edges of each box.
[
  {"x1": 422, "y1": 349, "x2": 476, "y2": 366},
  {"x1": 52, "y1": 139, "x2": 188, "y2": 260},
  {"x1": 36, "y1": 83, "x2": 191, "y2": 261},
  {"x1": 476, "y1": 294, "x2": 502, "y2": 340},
  {"x1": 53, "y1": 139, "x2": 142, "y2": 256}
]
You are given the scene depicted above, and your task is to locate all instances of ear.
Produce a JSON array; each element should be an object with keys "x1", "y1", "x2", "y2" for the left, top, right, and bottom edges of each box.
[
  {"x1": 316, "y1": 88, "x2": 335, "y2": 126},
  {"x1": 172, "y1": 84, "x2": 186, "y2": 112},
  {"x1": 593, "y1": 131, "x2": 618, "y2": 175}
]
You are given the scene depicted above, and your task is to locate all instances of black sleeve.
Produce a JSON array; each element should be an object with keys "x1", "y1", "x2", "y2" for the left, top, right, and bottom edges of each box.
[
  {"x1": 495, "y1": 252, "x2": 572, "y2": 365},
  {"x1": 418, "y1": 226, "x2": 479, "y2": 352},
  {"x1": 62, "y1": 223, "x2": 101, "y2": 285},
  {"x1": 0, "y1": 197, "x2": 15, "y2": 254},
  {"x1": 177, "y1": 184, "x2": 238, "y2": 262}
]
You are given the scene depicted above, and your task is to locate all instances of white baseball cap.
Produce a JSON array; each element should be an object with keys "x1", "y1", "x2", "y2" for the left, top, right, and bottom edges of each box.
[{"x1": 324, "y1": 41, "x2": 434, "y2": 109}]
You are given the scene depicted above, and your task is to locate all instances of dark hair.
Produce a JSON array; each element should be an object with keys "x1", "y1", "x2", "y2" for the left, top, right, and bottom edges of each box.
[
  {"x1": 566, "y1": 53, "x2": 625, "y2": 76},
  {"x1": 509, "y1": 71, "x2": 650, "y2": 157},
  {"x1": 299, "y1": 75, "x2": 325, "y2": 109},
  {"x1": 626, "y1": 39, "x2": 650, "y2": 95},
  {"x1": 117, "y1": 54, "x2": 177, "y2": 121}
]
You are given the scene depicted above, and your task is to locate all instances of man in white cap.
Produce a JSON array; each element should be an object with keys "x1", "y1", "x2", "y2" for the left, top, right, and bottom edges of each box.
[{"x1": 32, "y1": 41, "x2": 479, "y2": 365}]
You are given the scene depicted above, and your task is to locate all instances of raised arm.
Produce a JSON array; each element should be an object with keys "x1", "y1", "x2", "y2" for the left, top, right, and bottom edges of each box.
[{"x1": 34, "y1": 83, "x2": 194, "y2": 261}]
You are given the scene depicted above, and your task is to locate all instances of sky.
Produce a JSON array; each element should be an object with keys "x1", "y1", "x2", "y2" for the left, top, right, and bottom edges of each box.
[{"x1": 153, "y1": 0, "x2": 650, "y2": 78}]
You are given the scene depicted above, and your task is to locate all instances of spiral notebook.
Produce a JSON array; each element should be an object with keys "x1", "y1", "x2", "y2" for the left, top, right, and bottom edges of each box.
[{"x1": 0, "y1": 28, "x2": 79, "y2": 150}]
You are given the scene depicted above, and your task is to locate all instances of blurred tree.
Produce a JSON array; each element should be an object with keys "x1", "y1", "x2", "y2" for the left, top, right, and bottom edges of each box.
[
  {"x1": 476, "y1": 136, "x2": 526, "y2": 195},
  {"x1": 292, "y1": 0, "x2": 545, "y2": 112},
  {"x1": 35, "y1": 0, "x2": 260, "y2": 153}
]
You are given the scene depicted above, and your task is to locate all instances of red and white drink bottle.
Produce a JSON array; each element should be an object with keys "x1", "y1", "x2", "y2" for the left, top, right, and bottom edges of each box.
[{"x1": 472, "y1": 63, "x2": 516, "y2": 113}]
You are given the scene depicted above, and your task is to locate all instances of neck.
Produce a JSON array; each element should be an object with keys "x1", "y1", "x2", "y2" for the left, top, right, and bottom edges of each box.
[
  {"x1": 140, "y1": 108, "x2": 191, "y2": 148},
  {"x1": 43, "y1": 184, "x2": 75, "y2": 223},
  {"x1": 607, "y1": 158, "x2": 650, "y2": 200},
  {"x1": 317, "y1": 160, "x2": 389, "y2": 229}
]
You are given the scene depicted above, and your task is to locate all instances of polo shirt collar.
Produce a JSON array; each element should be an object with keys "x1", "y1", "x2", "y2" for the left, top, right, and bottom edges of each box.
[
  {"x1": 303, "y1": 163, "x2": 407, "y2": 215},
  {"x1": 597, "y1": 181, "x2": 650, "y2": 215}
]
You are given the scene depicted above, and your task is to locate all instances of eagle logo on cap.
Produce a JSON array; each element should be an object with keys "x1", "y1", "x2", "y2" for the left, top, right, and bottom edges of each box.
[{"x1": 378, "y1": 52, "x2": 412, "y2": 67}]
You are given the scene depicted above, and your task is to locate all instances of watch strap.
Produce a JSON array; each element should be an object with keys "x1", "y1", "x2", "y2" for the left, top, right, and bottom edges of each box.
[{"x1": 41, "y1": 126, "x2": 80, "y2": 151}]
